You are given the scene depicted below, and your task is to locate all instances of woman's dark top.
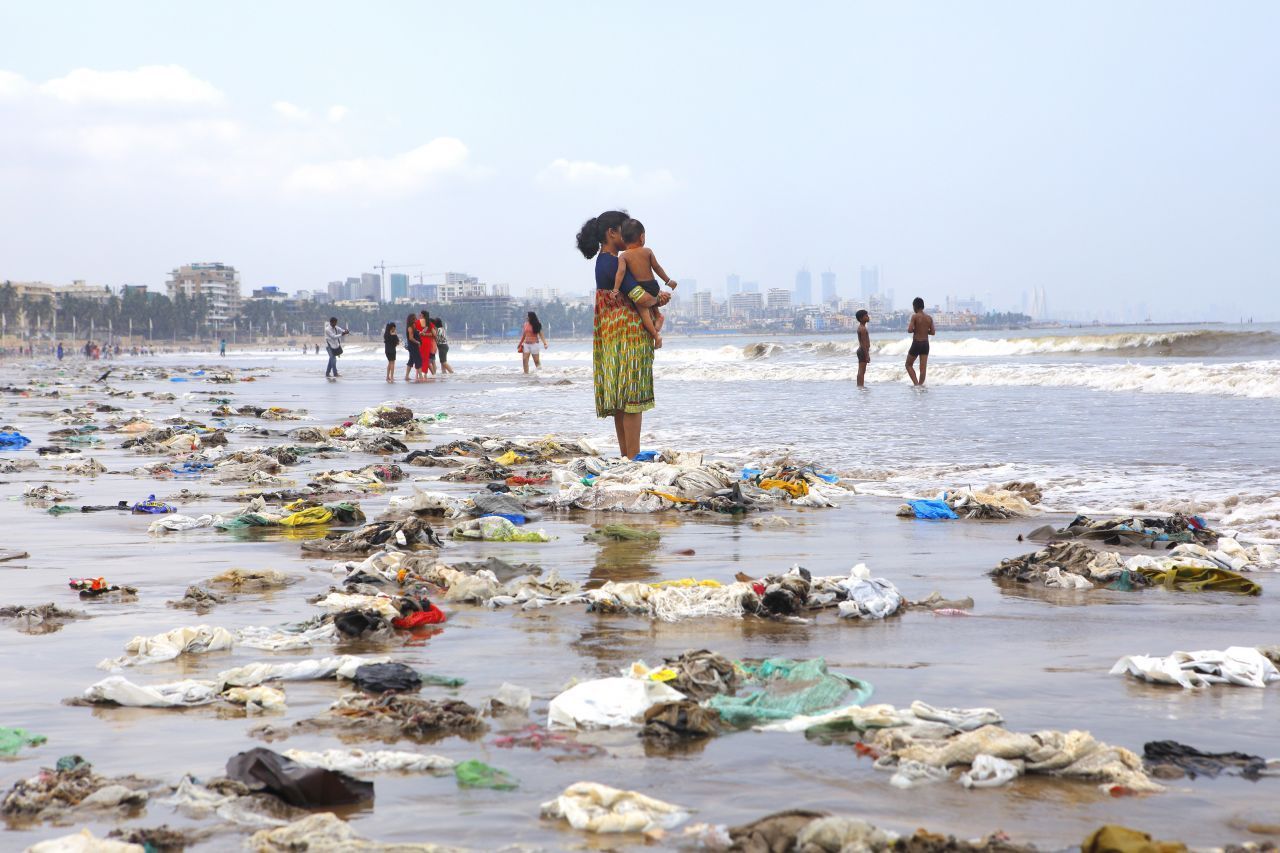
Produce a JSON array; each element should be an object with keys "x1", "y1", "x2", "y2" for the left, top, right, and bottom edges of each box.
[
  {"x1": 595, "y1": 252, "x2": 637, "y2": 291},
  {"x1": 384, "y1": 332, "x2": 399, "y2": 359}
]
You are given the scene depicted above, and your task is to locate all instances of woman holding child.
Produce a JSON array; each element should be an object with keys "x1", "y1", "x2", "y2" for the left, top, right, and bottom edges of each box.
[{"x1": 576, "y1": 210, "x2": 668, "y2": 459}]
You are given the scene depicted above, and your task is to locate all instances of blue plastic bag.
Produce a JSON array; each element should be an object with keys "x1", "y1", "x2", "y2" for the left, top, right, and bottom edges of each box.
[
  {"x1": 741, "y1": 467, "x2": 763, "y2": 480},
  {"x1": 633, "y1": 450, "x2": 659, "y2": 462},
  {"x1": 0, "y1": 431, "x2": 32, "y2": 450},
  {"x1": 906, "y1": 498, "x2": 958, "y2": 520}
]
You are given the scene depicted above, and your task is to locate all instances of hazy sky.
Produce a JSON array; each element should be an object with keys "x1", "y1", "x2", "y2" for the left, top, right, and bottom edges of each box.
[{"x1": 1, "y1": 1, "x2": 1276, "y2": 321}]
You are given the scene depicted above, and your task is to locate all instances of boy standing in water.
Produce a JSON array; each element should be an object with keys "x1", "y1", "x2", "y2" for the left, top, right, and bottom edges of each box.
[
  {"x1": 613, "y1": 218, "x2": 676, "y2": 348},
  {"x1": 905, "y1": 297, "x2": 935, "y2": 386},
  {"x1": 855, "y1": 309, "x2": 871, "y2": 387}
]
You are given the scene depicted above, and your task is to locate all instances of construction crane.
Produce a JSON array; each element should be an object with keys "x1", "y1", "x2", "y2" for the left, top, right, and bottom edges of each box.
[{"x1": 373, "y1": 262, "x2": 450, "y2": 301}]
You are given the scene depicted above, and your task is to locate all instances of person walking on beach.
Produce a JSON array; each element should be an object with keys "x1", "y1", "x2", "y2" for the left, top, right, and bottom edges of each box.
[
  {"x1": 435, "y1": 318, "x2": 455, "y2": 374},
  {"x1": 324, "y1": 317, "x2": 348, "y2": 379},
  {"x1": 418, "y1": 310, "x2": 437, "y2": 377},
  {"x1": 905, "y1": 297, "x2": 935, "y2": 386},
  {"x1": 519, "y1": 311, "x2": 548, "y2": 373},
  {"x1": 219, "y1": 338, "x2": 227, "y2": 357},
  {"x1": 404, "y1": 313, "x2": 422, "y2": 381},
  {"x1": 855, "y1": 309, "x2": 871, "y2": 387},
  {"x1": 56, "y1": 342, "x2": 63, "y2": 361},
  {"x1": 577, "y1": 210, "x2": 668, "y2": 459},
  {"x1": 383, "y1": 322, "x2": 399, "y2": 383}
]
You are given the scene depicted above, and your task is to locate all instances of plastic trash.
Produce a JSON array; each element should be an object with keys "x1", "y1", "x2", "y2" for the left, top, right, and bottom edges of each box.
[
  {"x1": 225, "y1": 746, "x2": 373, "y2": 808},
  {"x1": 0, "y1": 431, "x2": 32, "y2": 450},
  {"x1": 351, "y1": 662, "x2": 422, "y2": 694},
  {"x1": 454, "y1": 759, "x2": 518, "y2": 790},
  {"x1": 0, "y1": 726, "x2": 46, "y2": 756},
  {"x1": 548, "y1": 677, "x2": 685, "y2": 729},
  {"x1": 959, "y1": 754, "x2": 1022, "y2": 788},
  {"x1": 633, "y1": 450, "x2": 659, "y2": 462},
  {"x1": 905, "y1": 498, "x2": 959, "y2": 520},
  {"x1": 131, "y1": 494, "x2": 175, "y2": 514}
]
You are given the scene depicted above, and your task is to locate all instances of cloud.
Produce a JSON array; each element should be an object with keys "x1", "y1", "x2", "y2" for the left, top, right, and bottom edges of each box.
[
  {"x1": 273, "y1": 100, "x2": 309, "y2": 121},
  {"x1": 38, "y1": 65, "x2": 224, "y2": 105},
  {"x1": 327, "y1": 105, "x2": 349, "y2": 123},
  {"x1": 536, "y1": 158, "x2": 678, "y2": 194},
  {"x1": 0, "y1": 71, "x2": 32, "y2": 99},
  {"x1": 284, "y1": 138, "x2": 472, "y2": 196}
]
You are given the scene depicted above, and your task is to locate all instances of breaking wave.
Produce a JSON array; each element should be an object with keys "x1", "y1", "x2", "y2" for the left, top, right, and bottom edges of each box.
[{"x1": 736, "y1": 329, "x2": 1280, "y2": 360}]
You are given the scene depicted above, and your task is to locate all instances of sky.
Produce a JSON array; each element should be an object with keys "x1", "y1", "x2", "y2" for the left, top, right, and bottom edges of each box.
[{"x1": 0, "y1": 1, "x2": 1276, "y2": 322}]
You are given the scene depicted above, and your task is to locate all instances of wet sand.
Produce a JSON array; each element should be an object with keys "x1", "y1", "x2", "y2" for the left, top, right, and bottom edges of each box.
[{"x1": 1, "y1": 358, "x2": 1277, "y2": 849}]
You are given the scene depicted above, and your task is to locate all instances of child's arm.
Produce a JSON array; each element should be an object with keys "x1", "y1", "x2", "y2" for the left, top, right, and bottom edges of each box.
[
  {"x1": 649, "y1": 250, "x2": 676, "y2": 289},
  {"x1": 613, "y1": 252, "x2": 627, "y2": 292}
]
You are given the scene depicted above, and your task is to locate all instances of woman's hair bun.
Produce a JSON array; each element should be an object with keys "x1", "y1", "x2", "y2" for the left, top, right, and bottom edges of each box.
[{"x1": 575, "y1": 216, "x2": 601, "y2": 259}]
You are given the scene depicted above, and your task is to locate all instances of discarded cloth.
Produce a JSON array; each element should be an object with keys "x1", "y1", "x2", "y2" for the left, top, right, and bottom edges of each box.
[
  {"x1": 226, "y1": 747, "x2": 373, "y2": 808},
  {"x1": 1110, "y1": 647, "x2": 1280, "y2": 689},
  {"x1": 548, "y1": 677, "x2": 686, "y2": 729},
  {"x1": 281, "y1": 748, "x2": 455, "y2": 774},
  {"x1": 1081, "y1": 824, "x2": 1188, "y2": 853},
  {"x1": 707, "y1": 658, "x2": 873, "y2": 728},
  {"x1": 1142, "y1": 740, "x2": 1267, "y2": 780},
  {"x1": 248, "y1": 812, "x2": 444, "y2": 852},
  {"x1": 449, "y1": 516, "x2": 552, "y2": 542},
  {"x1": 98, "y1": 625, "x2": 234, "y2": 670},
  {"x1": 540, "y1": 782, "x2": 689, "y2": 834}
]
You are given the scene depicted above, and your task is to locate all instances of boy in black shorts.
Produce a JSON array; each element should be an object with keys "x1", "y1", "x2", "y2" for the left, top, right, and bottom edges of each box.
[
  {"x1": 855, "y1": 309, "x2": 871, "y2": 387},
  {"x1": 906, "y1": 296, "x2": 935, "y2": 386}
]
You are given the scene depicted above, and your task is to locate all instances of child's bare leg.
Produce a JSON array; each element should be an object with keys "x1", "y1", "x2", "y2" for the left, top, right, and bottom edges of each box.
[
  {"x1": 638, "y1": 306, "x2": 662, "y2": 348},
  {"x1": 655, "y1": 308, "x2": 665, "y2": 332}
]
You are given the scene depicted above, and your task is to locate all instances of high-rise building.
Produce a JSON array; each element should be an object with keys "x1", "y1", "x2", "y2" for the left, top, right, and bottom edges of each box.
[
  {"x1": 359, "y1": 273, "x2": 382, "y2": 302},
  {"x1": 166, "y1": 262, "x2": 241, "y2": 322},
  {"x1": 766, "y1": 288, "x2": 792, "y2": 311},
  {"x1": 860, "y1": 266, "x2": 880, "y2": 302},
  {"x1": 389, "y1": 273, "x2": 409, "y2": 301},
  {"x1": 491, "y1": 284, "x2": 510, "y2": 297},
  {"x1": 692, "y1": 291, "x2": 714, "y2": 319},
  {"x1": 729, "y1": 291, "x2": 764, "y2": 317},
  {"x1": 820, "y1": 270, "x2": 837, "y2": 303},
  {"x1": 327, "y1": 280, "x2": 344, "y2": 301},
  {"x1": 742, "y1": 281, "x2": 760, "y2": 294},
  {"x1": 794, "y1": 267, "x2": 812, "y2": 305},
  {"x1": 344, "y1": 277, "x2": 360, "y2": 301},
  {"x1": 726, "y1": 274, "x2": 741, "y2": 297}
]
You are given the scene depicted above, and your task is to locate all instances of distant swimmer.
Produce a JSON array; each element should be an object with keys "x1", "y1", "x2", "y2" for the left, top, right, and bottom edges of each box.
[
  {"x1": 855, "y1": 309, "x2": 871, "y2": 388},
  {"x1": 905, "y1": 296, "x2": 935, "y2": 386}
]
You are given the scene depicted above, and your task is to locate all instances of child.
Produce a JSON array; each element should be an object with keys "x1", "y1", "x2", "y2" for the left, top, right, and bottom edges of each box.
[
  {"x1": 383, "y1": 322, "x2": 398, "y2": 383},
  {"x1": 905, "y1": 296, "x2": 936, "y2": 386},
  {"x1": 855, "y1": 309, "x2": 871, "y2": 388},
  {"x1": 613, "y1": 218, "x2": 676, "y2": 348}
]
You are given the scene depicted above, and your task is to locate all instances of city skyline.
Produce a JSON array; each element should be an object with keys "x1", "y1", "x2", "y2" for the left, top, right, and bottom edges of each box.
[{"x1": 0, "y1": 2, "x2": 1276, "y2": 323}]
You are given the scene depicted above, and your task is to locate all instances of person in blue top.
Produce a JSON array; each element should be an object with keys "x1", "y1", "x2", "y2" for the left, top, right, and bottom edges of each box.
[{"x1": 577, "y1": 210, "x2": 669, "y2": 459}]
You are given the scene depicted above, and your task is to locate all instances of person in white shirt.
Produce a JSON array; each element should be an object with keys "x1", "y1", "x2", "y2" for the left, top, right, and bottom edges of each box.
[{"x1": 324, "y1": 317, "x2": 349, "y2": 379}]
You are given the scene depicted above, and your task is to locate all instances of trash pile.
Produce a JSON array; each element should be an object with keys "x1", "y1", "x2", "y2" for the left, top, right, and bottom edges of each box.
[
  {"x1": 899, "y1": 484, "x2": 1041, "y2": 520},
  {"x1": 1026, "y1": 513, "x2": 1222, "y2": 549},
  {"x1": 991, "y1": 542, "x2": 1264, "y2": 594}
]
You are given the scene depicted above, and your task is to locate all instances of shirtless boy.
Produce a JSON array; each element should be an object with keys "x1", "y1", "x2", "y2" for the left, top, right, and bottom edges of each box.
[
  {"x1": 855, "y1": 309, "x2": 871, "y2": 387},
  {"x1": 905, "y1": 297, "x2": 935, "y2": 386},
  {"x1": 613, "y1": 218, "x2": 676, "y2": 348}
]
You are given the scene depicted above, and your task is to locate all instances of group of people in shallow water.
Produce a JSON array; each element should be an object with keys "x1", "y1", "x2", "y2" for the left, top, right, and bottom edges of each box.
[{"x1": 321, "y1": 309, "x2": 555, "y2": 381}]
